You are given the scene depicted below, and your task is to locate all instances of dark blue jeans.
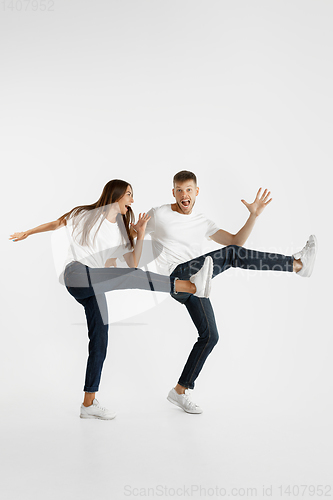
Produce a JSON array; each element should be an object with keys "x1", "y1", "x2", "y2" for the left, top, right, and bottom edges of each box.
[
  {"x1": 170, "y1": 244, "x2": 294, "y2": 390},
  {"x1": 64, "y1": 261, "x2": 176, "y2": 393}
]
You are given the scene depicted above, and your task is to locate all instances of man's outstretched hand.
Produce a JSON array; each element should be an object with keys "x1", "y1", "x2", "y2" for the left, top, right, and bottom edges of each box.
[{"x1": 241, "y1": 188, "x2": 272, "y2": 217}]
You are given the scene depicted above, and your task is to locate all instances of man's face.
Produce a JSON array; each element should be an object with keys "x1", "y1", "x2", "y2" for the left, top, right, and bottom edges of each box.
[{"x1": 172, "y1": 180, "x2": 199, "y2": 215}]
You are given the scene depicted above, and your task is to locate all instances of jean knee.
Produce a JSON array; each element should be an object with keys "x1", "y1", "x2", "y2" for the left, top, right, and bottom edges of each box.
[
  {"x1": 94, "y1": 324, "x2": 108, "y2": 358},
  {"x1": 209, "y1": 329, "x2": 219, "y2": 348},
  {"x1": 226, "y1": 244, "x2": 241, "y2": 254}
]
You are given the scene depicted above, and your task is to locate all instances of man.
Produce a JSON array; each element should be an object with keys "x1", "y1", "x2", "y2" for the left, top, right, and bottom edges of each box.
[{"x1": 145, "y1": 170, "x2": 317, "y2": 414}]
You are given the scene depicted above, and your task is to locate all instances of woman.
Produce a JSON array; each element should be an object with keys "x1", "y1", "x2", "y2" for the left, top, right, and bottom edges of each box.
[{"x1": 10, "y1": 179, "x2": 213, "y2": 420}]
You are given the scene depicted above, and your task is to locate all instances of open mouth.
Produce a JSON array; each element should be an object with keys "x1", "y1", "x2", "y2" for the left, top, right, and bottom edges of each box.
[{"x1": 181, "y1": 200, "x2": 190, "y2": 208}]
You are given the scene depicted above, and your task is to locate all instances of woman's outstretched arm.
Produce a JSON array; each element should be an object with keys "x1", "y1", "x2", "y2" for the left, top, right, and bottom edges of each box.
[{"x1": 9, "y1": 218, "x2": 66, "y2": 242}]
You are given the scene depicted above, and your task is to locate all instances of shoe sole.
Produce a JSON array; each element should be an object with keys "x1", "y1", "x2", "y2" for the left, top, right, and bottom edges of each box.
[
  {"x1": 307, "y1": 235, "x2": 318, "y2": 277},
  {"x1": 167, "y1": 396, "x2": 203, "y2": 414},
  {"x1": 80, "y1": 414, "x2": 116, "y2": 420},
  {"x1": 204, "y1": 257, "x2": 213, "y2": 297}
]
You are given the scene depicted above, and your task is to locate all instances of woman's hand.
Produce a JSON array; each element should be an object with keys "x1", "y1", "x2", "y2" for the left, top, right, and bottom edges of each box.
[
  {"x1": 241, "y1": 188, "x2": 272, "y2": 217},
  {"x1": 105, "y1": 258, "x2": 117, "y2": 268},
  {"x1": 9, "y1": 231, "x2": 30, "y2": 242},
  {"x1": 130, "y1": 213, "x2": 151, "y2": 237}
]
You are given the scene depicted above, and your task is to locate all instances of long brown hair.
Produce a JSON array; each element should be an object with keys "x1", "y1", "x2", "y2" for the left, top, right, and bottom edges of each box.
[{"x1": 58, "y1": 179, "x2": 135, "y2": 249}]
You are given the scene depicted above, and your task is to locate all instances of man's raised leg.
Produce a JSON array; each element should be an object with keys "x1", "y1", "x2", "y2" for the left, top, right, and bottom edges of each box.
[{"x1": 167, "y1": 237, "x2": 317, "y2": 413}]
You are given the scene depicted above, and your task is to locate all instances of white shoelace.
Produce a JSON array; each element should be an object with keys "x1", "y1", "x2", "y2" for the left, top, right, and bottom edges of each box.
[
  {"x1": 183, "y1": 391, "x2": 199, "y2": 409},
  {"x1": 294, "y1": 239, "x2": 310, "y2": 261},
  {"x1": 93, "y1": 400, "x2": 107, "y2": 411}
]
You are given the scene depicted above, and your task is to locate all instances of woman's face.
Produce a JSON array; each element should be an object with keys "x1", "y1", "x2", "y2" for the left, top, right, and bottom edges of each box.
[{"x1": 118, "y1": 185, "x2": 134, "y2": 215}]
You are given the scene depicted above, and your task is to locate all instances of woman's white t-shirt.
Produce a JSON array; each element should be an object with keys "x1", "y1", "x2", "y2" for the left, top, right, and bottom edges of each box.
[{"x1": 62, "y1": 214, "x2": 130, "y2": 273}]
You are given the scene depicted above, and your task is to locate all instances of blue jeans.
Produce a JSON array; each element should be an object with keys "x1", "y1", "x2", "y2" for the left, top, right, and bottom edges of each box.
[
  {"x1": 170, "y1": 245, "x2": 294, "y2": 390},
  {"x1": 64, "y1": 261, "x2": 177, "y2": 393}
]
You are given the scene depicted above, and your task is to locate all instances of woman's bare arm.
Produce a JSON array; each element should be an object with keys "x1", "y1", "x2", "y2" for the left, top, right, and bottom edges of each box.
[
  {"x1": 9, "y1": 218, "x2": 66, "y2": 242},
  {"x1": 123, "y1": 251, "x2": 137, "y2": 268}
]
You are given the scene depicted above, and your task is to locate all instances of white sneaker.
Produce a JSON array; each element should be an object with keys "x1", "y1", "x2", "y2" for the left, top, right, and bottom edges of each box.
[
  {"x1": 293, "y1": 235, "x2": 318, "y2": 277},
  {"x1": 167, "y1": 388, "x2": 203, "y2": 414},
  {"x1": 80, "y1": 399, "x2": 116, "y2": 420},
  {"x1": 190, "y1": 256, "x2": 213, "y2": 298}
]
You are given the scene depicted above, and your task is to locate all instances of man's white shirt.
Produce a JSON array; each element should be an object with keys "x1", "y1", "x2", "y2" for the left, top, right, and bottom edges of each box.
[{"x1": 146, "y1": 204, "x2": 219, "y2": 275}]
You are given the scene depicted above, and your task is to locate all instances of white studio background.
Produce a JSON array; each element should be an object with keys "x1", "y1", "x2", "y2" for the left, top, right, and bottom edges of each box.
[{"x1": 1, "y1": 1, "x2": 332, "y2": 500}]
